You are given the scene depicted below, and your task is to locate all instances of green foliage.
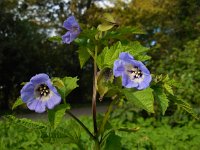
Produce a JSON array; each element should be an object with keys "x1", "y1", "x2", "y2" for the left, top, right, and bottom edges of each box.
[
  {"x1": 48, "y1": 104, "x2": 70, "y2": 129},
  {"x1": 5, "y1": 115, "x2": 47, "y2": 130},
  {"x1": 123, "y1": 88, "x2": 155, "y2": 113},
  {"x1": 97, "y1": 68, "x2": 114, "y2": 99},
  {"x1": 12, "y1": 97, "x2": 24, "y2": 110},
  {"x1": 101, "y1": 131, "x2": 122, "y2": 150},
  {"x1": 53, "y1": 76, "x2": 79, "y2": 102},
  {"x1": 1, "y1": 116, "x2": 200, "y2": 150},
  {"x1": 78, "y1": 46, "x2": 91, "y2": 68},
  {"x1": 97, "y1": 24, "x2": 115, "y2": 32},
  {"x1": 152, "y1": 74, "x2": 199, "y2": 117},
  {"x1": 48, "y1": 36, "x2": 62, "y2": 43},
  {"x1": 97, "y1": 41, "x2": 150, "y2": 70},
  {"x1": 153, "y1": 87, "x2": 169, "y2": 115},
  {"x1": 97, "y1": 13, "x2": 116, "y2": 32},
  {"x1": 1, "y1": 116, "x2": 87, "y2": 150}
]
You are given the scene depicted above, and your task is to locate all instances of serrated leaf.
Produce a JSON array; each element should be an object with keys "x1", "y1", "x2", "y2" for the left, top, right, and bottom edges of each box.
[
  {"x1": 97, "y1": 42, "x2": 122, "y2": 69},
  {"x1": 78, "y1": 47, "x2": 90, "y2": 68},
  {"x1": 12, "y1": 97, "x2": 24, "y2": 110},
  {"x1": 123, "y1": 88, "x2": 154, "y2": 113},
  {"x1": 170, "y1": 96, "x2": 199, "y2": 119},
  {"x1": 5, "y1": 115, "x2": 47, "y2": 130},
  {"x1": 52, "y1": 77, "x2": 65, "y2": 89},
  {"x1": 101, "y1": 131, "x2": 122, "y2": 150},
  {"x1": 55, "y1": 76, "x2": 79, "y2": 102},
  {"x1": 164, "y1": 83, "x2": 174, "y2": 95},
  {"x1": 125, "y1": 41, "x2": 150, "y2": 61},
  {"x1": 48, "y1": 104, "x2": 70, "y2": 129},
  {"x1": 62, "y1": 77, "x2": 79, "y2": 97},
  {"x1": 153, "y1": 88, "x2": 169, "y2": 115},
  {"x1": 48, "y1": 36, "x2": 62, "y2": 42},
  {"x1": 103, "y1": 13, "x2": 115, "y2": 23},
  {"x1": 97, "y1": 23, "x2": 115, "y2": 31}
]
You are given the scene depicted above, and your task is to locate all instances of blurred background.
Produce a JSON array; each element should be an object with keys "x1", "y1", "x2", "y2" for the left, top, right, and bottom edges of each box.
[{"x1": 0, "y1": 0, "x2": 200, "y2": 116}]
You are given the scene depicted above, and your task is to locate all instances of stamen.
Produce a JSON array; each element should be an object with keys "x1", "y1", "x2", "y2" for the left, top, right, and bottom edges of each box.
[
  {"x1": 36, "y1": 84, "x2": 50, "y2": 97},
  {"x1": 127, "y1": 66, "x2": 143, "y2": 79}
]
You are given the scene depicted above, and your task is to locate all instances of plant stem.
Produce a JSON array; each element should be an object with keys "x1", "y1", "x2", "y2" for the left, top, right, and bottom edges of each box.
[
  {"x1": 92, "y1": 47, "x2": 98, "y2": 135},
  {"x1": 99, "y1": 98, "x2": 116, "y2": 138},
  {"x1": 66, "y1": 111, "x2": 96, "y2": 141}
]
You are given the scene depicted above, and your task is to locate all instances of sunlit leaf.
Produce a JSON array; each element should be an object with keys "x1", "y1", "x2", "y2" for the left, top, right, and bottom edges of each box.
[
  {"x1": 123, "y1": 88, "x2": 154, "y2": 113},
  {"x1": 97, "y1": 23, "x2": 114, "y2": 32},
  {"x1": 103, "y1": 13, "x2": 116, "y2": 23},
  {"x1": 52, "y1": 77, "x2": 65, "y2": 89},
  {"x1": 48, "y1": 104, "x2": 70, "y2": 129}
]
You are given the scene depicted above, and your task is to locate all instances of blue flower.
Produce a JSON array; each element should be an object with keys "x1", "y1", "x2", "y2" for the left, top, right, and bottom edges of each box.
[
  {"x1": 20, "y1": 73, "x2": 61, "y2": 113},
  {"x1": 62, "y1": 16, "x2": 81, "y2": 44},
  {"x1": 113, "y1": 52, "x2": 152, "y2": 90}
]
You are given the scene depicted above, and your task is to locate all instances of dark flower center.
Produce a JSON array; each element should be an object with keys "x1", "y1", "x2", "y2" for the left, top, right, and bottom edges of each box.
[
  {"x1": 72, "y1": 26, "x2": 79, "y2": 32},
  {"x1": 36, "y1": 84, "x2": 50, "y2": 97},
  {"x1": 128, "y1": 67, "x2": 143, "y2": 78}
]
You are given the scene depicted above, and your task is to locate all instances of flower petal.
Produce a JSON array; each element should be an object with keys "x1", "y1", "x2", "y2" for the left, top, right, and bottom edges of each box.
[
  {"x1": 27, "y1": 100, "x2": 46, "y2": 113},
  {"x1": 20, "y1": 82, "x2": 35, "y2": 103},
  {"x1": 119, "y1": 52, "x2": 134, "y2": 61},
  {"x1": 138, "y1": 62, "x2": 150, "y2": 75},
  {"x1": 30, "y1": 73, "x2": 50, "y2": 85},
  {"x1": 63, "y1": 16, "x2": 79, "y2": 30},
  {"x1": 122, "y1": 73, "x2": 138, "y2": 88},
  {"x1": 113, "y1": 60, "x2": 125, "y2": 77},
  {"x1": 46, "y1": 93, "x2": 61, "y2": 109},
  {"x1": 62, "y1": 31, "x2": 72, "y2": 44},
  {"x1": 137, "y1": 75, "x2": 152, "y2": 90}
]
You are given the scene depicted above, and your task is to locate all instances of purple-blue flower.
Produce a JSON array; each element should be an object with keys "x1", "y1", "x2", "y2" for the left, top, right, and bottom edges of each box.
[
  {"x1": 113, "y1": 52, "x2": 152, "y2": 90},
  {"x1": 62, "y1": 16, "x2": 81, "y2": 44},
  {"x1": 20, "y1": 73, "x2": 61, "y2": 113}
]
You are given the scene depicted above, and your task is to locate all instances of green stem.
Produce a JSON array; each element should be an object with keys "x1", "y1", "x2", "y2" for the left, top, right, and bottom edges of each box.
[
  {"x1": 94, "y1": 140, "x2": 100, "y2": 150},
  {"x1": 99, "y1": 98, "x2": 116, "y2": 139},
  {"x1": 92, "y1": 46, "x2": 98, "y2": 135},
  {"x1": 66, "y1": 111, "x2": 96, "y2": 141}
]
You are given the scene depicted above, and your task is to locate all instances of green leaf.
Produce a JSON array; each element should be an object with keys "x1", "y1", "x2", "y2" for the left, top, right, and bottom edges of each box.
[
  {"x1": 5, "y1": 115, "x2": 47, "y2": 130},
  {"x1": 97, "y1": 23, "x2": 115, "y2": 32},
  {"x1": 103, "y1": 13, "x2": 116, "y2": 24},
  {"x1": 62, "y1": 77, "x2": 79, "y2": 97},
  {"x1": 101, "y1": 131, "x2": 122, "y2": 150},
  {"x1": 171, "y1": 96, "x2": 199, "y2": 119},
  {"x1": 116, "y1": 26, "x2": 146, "y2": 35},
  {"x1": 97, "y1": 68, "x2": 114, "y2": 99},
  {"x1": 153, "y1": 88, "x2": 169, "y2": 115},
  {"x1": 48, "y1": 36, "x2": 62, "y2": 42},
  {"x1": 163, "y1": 83, "x2": 174, "y2": 95},
  {"x1": 125, "y1": 41, "x2": 150, "y2": 61},
  {"x1": 12, "y1": 97, "x2": 24, "y2": 110},
  {"x1": 52, "y1": 77, "x2": 65, "y2": 89},
  {"x1": 57, "y1": 76, "x2": 79, "y2": 101},
  {"x1": 123, "y1": 88, "x2": 154, "y2": 113},
  {"x1": 78, "y1": 47, "x2": 90, "y2": 68},
  {"x1": 97, "y1": 42, "x2": 122, "y2": 69},
  {"x1": 48, "y1": 104, "x2": 70, "y2": 129}
]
